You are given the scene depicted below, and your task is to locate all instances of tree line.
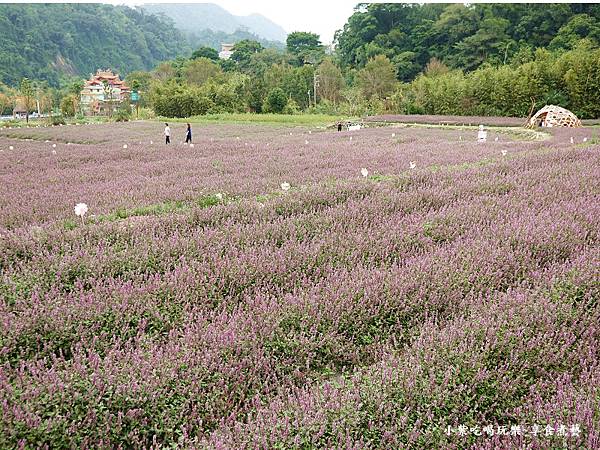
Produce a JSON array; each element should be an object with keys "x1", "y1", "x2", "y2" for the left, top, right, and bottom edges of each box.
[
  {"x1": 2, "y1": 3, "x2": 600, "y2": 119},
  {"x1": 136, "y1": 3, "x2": 600, "y2": 119},
  {"x1": 139, "y1": 27, "x2": 600, "y2": 119}
]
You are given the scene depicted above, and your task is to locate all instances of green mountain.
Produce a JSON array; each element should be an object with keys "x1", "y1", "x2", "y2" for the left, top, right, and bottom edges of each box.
[
  {"x1": 141, "y1": 3, "x2": 288, "y2": 43},
  {"x1": 0, "y1": 3, "x2": 192, "y2": 87},
  {"x1": 336, "y1": 3, "x2": 600, "y2": 80}
]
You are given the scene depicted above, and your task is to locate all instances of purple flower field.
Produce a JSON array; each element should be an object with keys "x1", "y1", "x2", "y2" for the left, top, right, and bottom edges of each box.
[{"x1": 0, "y1": 121, "x2": 599, "y2": 448}]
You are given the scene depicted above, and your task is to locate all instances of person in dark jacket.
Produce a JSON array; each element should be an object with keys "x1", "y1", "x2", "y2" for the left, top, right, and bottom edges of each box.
[{"x1": 185, "y1": 123, "x2": 192, "y2": 144}]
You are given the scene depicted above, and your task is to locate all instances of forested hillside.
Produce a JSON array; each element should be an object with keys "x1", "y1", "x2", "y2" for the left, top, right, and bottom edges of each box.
[
  {"x1": 0, "y1": 4, "x2": 191, "y2": 87},
  {"x1": 336, "y1": 3, "x2": 600, "y2": 80}
]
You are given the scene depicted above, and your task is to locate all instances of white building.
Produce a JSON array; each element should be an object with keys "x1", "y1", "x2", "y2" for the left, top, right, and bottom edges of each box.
[{"x1": 219, "y1": 43, "x2": 234, "y2": 60}]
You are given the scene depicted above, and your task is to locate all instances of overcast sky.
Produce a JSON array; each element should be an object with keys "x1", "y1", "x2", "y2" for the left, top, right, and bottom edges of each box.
[
  {"x1": 199, "y1": 0, "x2": 359, "y2": 43},
  {"x1": 220, "y1": 0, "x2": 358, "y2": 43}
]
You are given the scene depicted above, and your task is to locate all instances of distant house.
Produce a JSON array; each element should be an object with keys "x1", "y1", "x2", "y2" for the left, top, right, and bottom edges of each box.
[
  {"x1": 13, "y1": 106, "x2": 27, "y2": 119},
  {"x1": 219, "y1": 43, "x2": 234, "y2": 60},
  {"x1": 80, "y1": 69, "x2": 130, "y2": 115},
  {"x1": 12, "y1": 98, "x2": 28, "y2": 119}
]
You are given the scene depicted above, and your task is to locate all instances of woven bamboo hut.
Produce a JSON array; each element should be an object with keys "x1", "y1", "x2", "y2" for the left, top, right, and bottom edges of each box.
[{"x1": 527, "y1": 105, "x2": 582, "y2": 128}]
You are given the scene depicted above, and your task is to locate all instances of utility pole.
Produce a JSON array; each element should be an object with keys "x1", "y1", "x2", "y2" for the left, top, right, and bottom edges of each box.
[
  {"x1": 313, "y1": 73, "x2": 319, "y2": 107},
  {"x1": 307, "y1": 90, "x2": 311, "y2": 109}
]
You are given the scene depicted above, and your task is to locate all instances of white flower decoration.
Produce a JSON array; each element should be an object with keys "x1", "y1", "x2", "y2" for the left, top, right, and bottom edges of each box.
[{"x1": 74, "y1": 203, "x2": 88, "y2": 223}]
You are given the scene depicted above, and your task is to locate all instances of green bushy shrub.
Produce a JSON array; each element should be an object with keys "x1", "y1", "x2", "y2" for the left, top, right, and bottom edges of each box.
[{"x1": 47, "y1": 114, "x2": 66, "y2": 126}]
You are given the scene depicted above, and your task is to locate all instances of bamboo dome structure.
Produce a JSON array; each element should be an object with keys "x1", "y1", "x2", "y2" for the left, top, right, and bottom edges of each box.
[{"x1": 527, "y1": 105, "x2": 582, "y2": 128}]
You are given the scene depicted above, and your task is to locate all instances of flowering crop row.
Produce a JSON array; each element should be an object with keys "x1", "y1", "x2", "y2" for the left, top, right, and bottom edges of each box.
[{"x1": 364, "y1": 114, "x2": 528, "y2": 127}]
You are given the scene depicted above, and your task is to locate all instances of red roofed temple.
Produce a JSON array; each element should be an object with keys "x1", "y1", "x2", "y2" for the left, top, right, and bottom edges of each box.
[{"x1": 80, "y1": 69, "x2": 130, "y2": 116}]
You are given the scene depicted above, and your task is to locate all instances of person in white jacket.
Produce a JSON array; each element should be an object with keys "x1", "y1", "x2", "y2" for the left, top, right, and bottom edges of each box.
[
  {"x1": 477, "y1": 124, "x2": 487, "y2": 142},
  {"x1": 164, "y1": 123, "x2": 171, "y2": 144}
]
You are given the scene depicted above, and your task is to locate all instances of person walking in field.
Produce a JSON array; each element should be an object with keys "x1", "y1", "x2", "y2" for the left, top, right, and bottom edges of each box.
[
  {"x1": 164, "y1": 123, "x2": 171, "y2": 144},
  {"x1": 185, "y1": 123, "x2": 192, "y2": 144}
]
